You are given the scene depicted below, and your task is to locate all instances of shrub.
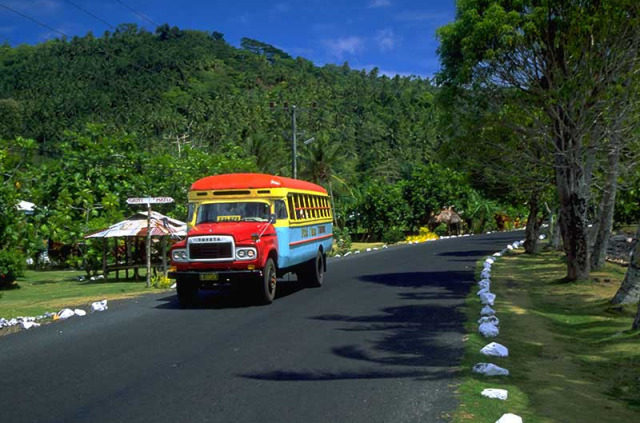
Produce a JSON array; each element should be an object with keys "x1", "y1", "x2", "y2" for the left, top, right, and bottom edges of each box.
[
  {"x1": 406, "y1": 226, "x2": 439, "y2": 242},
  {"x1": 0, "y1": 248, "x2": 26, "y2": 289},
  {"x1": 434, "y1": 223, "x2": 449, "y2": 237},
  {"x1": 152, "y1": 274, "x2": 173, "y2": 289},
  {"x1": 332, "y1": 226, "x2": 352, "y2": 256},
  {"x1": 382, "y1": 227, "x2": 405, "y2": 244}
]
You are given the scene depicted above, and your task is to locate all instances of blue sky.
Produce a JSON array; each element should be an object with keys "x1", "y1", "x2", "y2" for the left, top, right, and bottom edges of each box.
[{"x1": 0, "y1": 0, "x2": 456, "y2": 78}]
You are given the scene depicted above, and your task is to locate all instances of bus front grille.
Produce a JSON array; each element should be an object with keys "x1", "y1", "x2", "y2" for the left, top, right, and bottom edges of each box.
[{"x1": 189, "y1": 242, "x2": 233, "y2": 260}]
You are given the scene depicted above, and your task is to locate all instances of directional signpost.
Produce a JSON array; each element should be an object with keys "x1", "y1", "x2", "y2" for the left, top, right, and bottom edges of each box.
[{"x1": 127, "y1": 197, "x2": 174, "y2": 287}]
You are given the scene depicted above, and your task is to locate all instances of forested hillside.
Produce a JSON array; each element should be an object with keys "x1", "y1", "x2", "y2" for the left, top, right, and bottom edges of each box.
[
  {"x1": 1, "y1": 21, "x2": 637, "y2": 277},
  {"x1": 1, "y1": 24, "x2": 501, "y2": 272},
  {"x1": 0, "y1": 24, "x2": 438, "y2": 181}
]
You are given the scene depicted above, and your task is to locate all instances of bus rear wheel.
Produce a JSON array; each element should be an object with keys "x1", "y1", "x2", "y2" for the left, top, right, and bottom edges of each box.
[
  {"x1": 300, "y1": 251, "x2": 324, "y2": 288},
  {"x1": 177, "y1": 278, "x2": 198, "y2": 307}
]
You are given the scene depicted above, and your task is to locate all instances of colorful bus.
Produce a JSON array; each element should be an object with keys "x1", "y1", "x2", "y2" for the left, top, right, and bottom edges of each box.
[{"x1": 168, "y1": 173, "x2": 333, "y2": 306}]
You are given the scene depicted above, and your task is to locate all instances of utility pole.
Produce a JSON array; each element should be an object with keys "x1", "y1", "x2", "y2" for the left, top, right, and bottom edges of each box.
[
  {"x1": 270, "y1": 101, "x2": 317, "y2": 179},
  {"x1": 291, "y1": 105, "x2": 297, "y2": 179}
]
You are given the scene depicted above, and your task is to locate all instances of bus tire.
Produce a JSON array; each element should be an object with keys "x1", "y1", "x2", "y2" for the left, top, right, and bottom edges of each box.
[
  {"x1": 257, "y1": 258, "x2": 277, "y2": 304},
  {"x1": 177, "y1": 278, "x2": 198, "y2": 307},
  {"x1": 303, "y1": 250, "x2": 324, "y2": 288}
]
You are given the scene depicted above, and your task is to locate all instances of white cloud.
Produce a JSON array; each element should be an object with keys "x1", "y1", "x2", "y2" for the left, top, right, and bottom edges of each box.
[
  {"x1": 369, "y1": 0, "x2": 392, "y2": 8},
  {"x1": 324, "y1": 36, "x2": 365, "y2": 59},
  {"x1": 375, "y1": 28, "x2": 398, "y2": 52}
]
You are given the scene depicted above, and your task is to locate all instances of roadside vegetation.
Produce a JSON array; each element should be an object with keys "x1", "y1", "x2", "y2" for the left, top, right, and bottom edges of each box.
[
  {"x1": 455, "y1": 250, "x2": 640, "y2": 423},
  {"x1": 0, "y1": 269, "x2": 170, "y2": 321}
]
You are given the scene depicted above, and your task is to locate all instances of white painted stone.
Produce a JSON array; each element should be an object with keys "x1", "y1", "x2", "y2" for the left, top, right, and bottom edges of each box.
[
  {"x1": 74, "y1": 309, "x2": 87, "y2": 317},
  {"x1": 481, "y1": 388, "x2": 508, "y2": 400},
  {"x1": 480, "y1": 292, "x2": 496, "y2": 306},
  {"x1": 58, "y1": 308, "x2": 75, "y2": 319},
  {"x1": 20, "y1": 321, "x2": 41, "y2": 330},
  {"x1": 480, "y1": 342, "x2": 509, "y2": 357},
  {"x1": 478, "y1": 316, "x2": 500, "y2": 326},
  {"x1": 477, "y1": 287, "x2": 490, "y2": 296},
  {"x1": 91, "y1": 300, "x2": 108, "y2": 312},
  {"x1": 495, "y1": 413, "x2": 522, "y2": 423},
  {"x1": 366, "y1": 248, "x2": 372, "y2": 252},
  {"x1": 472, "y1": 363, "x2": 509, "y2": 376},
  {"x1": 479, "y1": 322, "x2": 499, "y2": 337},
  {"x1": 478, "y1": 279, "x2": 491, "y2": 290},
  {"x1": 481, "y1": 269, "x2": 491, "y2": 279},
  {"x1": 485, "y1": 257, "x2": 495, "y2": 265},
  {"x1": 480, "y1": 305, "x2": 496, "y2": 316}
]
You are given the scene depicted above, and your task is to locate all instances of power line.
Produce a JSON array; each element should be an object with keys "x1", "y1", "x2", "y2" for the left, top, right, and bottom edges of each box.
[
  {"x1": 0, "y1": 2, "x2": 67, "y2": 38},
  {"x1": 0, "y1": 1, "x2": 183, "y2": 86},
  {"x1": 62, "y1": 0, "x2": 115, "y2": 30},
  {"x1": 114, "y1": 0, "x2": 159, "y2": 28}
]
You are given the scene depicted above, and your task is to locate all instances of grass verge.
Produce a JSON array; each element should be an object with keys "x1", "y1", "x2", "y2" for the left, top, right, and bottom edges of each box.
[
  {"x1": 454, "y1": 249, "x2": 640, "y2": 423},
  {"x1": 0, "y1": 269, "x2": 167, "y2": 320}
]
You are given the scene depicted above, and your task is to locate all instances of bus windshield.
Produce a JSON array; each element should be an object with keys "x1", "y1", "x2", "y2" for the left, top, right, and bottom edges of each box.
[{"x1": 197, "y1": 202, "x2": 271, "y2": 224}]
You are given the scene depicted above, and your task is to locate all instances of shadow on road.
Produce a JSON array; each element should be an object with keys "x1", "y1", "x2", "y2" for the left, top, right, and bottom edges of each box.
[
  {"x1": 155, "y1": 280, "x2": 306, "y2": 310},
  {"x1": 241, "y1": 271, "x2": 469, "y2": 382}
]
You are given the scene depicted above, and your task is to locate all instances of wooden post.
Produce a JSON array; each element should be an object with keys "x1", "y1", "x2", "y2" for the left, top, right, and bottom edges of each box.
[
  {"x1": 102, "y1": 238, "x2": 107, "y2": 278},
  {"x1": 146, "y1": 203, "x2": 152, "y2": 288},
  {"x1": 162, "y1": 236, "x2": 167, "y2": 276}
]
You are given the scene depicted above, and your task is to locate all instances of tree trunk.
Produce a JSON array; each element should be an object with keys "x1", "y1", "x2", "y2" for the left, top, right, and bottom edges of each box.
[
  {"x1": 555, "y1": 133, "x2": 591, "y2": 281},
  {"x1": 524, "y1": 191, "x2": 541, "y2": 254},
  {"x1": 591, "y1": 145, "x2": 621, "y2": 270},
  {"x1": 549, "y1": 211, "x2": 563, "y2": 250},
  {"x1": 612, "y1": 225, "x2": 640, "y2": 305},
  {"x1": 633, "y1": 300, "x2": 640, "y2": 331}
]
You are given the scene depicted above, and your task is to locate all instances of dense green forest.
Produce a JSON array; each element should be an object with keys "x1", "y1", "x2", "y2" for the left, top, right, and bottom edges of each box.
[{"x1": 1, "y1": 13, "x2": 639, "y2": 282}]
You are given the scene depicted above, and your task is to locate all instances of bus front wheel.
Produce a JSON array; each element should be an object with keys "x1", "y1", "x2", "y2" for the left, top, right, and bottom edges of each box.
[
  {"x1": 177, "y1": 278, "x2": 198, "y2": 307},
  {"x1": 256, "y1": 258, "x2": 277, "y2": 304}
]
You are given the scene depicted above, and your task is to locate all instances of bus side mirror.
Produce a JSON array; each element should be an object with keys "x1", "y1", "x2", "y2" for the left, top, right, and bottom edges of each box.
[{"x1": 269, "y1": 213, "x2": 277, "y2": 223}]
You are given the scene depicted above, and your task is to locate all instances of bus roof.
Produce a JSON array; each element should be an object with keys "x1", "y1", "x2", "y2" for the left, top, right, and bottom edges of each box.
[{"x1": 190, "y1": 173, "x2": 328, "y2": 194}]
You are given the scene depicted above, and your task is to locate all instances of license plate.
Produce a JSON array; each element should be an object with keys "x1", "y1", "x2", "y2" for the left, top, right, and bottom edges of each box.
[{"x1": 200, "y1": 273, "x2": 219, "y2": 281}]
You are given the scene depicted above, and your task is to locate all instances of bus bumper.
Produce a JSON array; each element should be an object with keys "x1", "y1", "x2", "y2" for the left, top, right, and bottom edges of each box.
[{"x1": 168, "y1": 270, "x2": 261, "y2": 284}]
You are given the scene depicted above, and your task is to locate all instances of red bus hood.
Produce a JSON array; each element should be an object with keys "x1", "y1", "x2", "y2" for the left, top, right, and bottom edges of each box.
[{"x1": 187, "y1": 222, "x2": 275, "y2": 244}]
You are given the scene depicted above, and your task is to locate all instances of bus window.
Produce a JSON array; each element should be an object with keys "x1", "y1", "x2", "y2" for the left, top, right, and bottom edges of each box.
[
  {"x1": 274, "y1": 200, "x2": 288, "y2": 220},
  {"x1": 187, "y1": 202, "x2": 196, "y2": 227}
]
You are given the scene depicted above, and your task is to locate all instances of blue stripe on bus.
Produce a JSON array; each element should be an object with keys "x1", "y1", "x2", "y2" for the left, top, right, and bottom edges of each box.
[{"x1": 275, "y1": 223, "x2": 333, "y2": 269}]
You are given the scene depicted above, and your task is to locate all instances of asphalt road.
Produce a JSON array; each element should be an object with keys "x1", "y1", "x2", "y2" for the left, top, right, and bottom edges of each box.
[{"x1": 0, "y1": 231, "x2": 523, "y2": 423}]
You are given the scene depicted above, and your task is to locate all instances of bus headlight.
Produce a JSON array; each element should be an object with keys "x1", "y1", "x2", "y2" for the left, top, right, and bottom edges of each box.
[
  {"x1": 235, "y1": 247, "x2": 257, "y2": 261},
  {"x1": 171, "y1": 249, "x2": 188, "y2": 262}
]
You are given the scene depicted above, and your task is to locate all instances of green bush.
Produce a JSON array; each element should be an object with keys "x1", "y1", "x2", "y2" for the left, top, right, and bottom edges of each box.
[
  {"x1": 434, "y1": 223, "x2": 449, "y2": 236},
  {"x1": 382, "y1": 227, "x2": 405, "y2": 244},
  {"x1": 332, "y1": 226, "x2": 352, "y2": 256},
  {"x1": 0, "y1": 248, "x2": 26, "y2": 289}
]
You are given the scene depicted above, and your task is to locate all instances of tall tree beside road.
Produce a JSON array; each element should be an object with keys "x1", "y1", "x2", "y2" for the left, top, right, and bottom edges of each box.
[
  {"x1": 612, "y1": 225, "x2": 640, "y2": 306},
  {"x1": 437, "y1": 0, "x2": 640, "y2": 280},
  {"x1": 590, "y1": 87, "x2": 640, "y2": 270}
]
